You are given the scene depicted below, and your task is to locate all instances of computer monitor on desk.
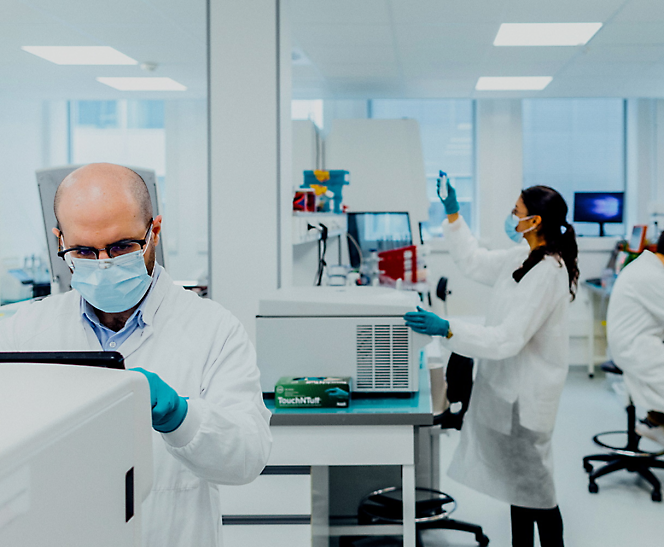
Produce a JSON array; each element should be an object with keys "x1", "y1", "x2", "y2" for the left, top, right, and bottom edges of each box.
[
  {"x1": 347, "y1": 212, "x2": 412, "y2": 268},
  {"x1": 573, "y1": 192, "x2": 624, "y2": 237}
]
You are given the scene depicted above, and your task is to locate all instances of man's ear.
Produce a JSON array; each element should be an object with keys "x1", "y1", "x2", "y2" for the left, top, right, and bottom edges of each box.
[{"x1": 151, "y1": 215, "x2": 163, "y2": 247}]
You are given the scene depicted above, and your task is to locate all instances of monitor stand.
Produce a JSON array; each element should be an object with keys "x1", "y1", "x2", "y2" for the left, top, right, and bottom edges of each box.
[{"x1": 598, "y1": 222, "x2": 606, "y2": 237}]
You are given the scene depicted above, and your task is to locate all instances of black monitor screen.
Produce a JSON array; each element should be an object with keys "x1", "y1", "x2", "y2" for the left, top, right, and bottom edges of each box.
[
  {"x1": 347, "y1": 212, "x2": 412, "y2": 268},
  {"x1": 573, "y1": 192, "x2": 624, "y2": 224}
]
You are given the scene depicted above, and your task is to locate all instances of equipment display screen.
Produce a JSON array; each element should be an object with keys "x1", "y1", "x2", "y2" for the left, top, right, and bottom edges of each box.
[
  {"x1": 348, "y1": 212, "x2": 412, "y2": 268},
  {"x1": 573, "y1": 192, "x2": 624, "y2": 223}
]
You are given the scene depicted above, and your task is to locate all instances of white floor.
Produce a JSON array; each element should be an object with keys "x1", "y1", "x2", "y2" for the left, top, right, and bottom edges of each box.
[{"x1": 424, "y1": 367, "x2": 664, "y2": 547}]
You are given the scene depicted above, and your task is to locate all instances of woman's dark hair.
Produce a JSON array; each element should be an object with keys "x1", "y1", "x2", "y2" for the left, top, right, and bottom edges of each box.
[{"x1": 512, "y1": 185, "x2": 579, "y2": 299}]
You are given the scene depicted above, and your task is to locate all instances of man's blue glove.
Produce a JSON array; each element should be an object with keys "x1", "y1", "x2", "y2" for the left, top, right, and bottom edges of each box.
[
  {"x1": 403, "y1": 306, "x2": 450, "y2": 337},
  {"x1": 130, "y1": 367, "x2": 188, "y2": 433},
  {"x1": 437, "y1": 172, "x2": 460, "y2": 215}
]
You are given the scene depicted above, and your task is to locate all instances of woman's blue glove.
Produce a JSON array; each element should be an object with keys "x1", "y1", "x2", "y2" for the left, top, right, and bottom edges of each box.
[
  {"x1": 130, "y1": 367, "x2": 188, "y2": 433},
  {"x1": 403, "y1": 306, "x2": 450, "y2": 337},
  {"x1": 437, "y1": 172, "x2": 460, "y2": 215}
]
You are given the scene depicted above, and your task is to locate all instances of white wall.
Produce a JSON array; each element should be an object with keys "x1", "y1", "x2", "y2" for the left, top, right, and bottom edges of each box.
[
  {"x1": 164, "y1": 99, "x2": 208, "y2": 283},
  {"x1": 325, "y1": 118, "x2": 429, "y2": 236},
  {"x1": 292, "y1": 119, "x2": 319, "y2": 189},
  {"x1": 208, "y1": 0, "x2": 292, "y2": 341}
]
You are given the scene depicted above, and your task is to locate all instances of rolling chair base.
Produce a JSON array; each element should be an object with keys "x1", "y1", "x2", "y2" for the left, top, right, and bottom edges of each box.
[
  {"x1": 584, "y1": 451, "x2": 664, "y2": 502},
  {"x1": 357, "y1": 486, "x2": 489, "y2": 547}
]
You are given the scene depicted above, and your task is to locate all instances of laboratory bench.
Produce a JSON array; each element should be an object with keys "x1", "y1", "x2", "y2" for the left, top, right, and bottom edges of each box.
[{"x1": 218, "y1": 367, "x2": 434, "y2": 547}]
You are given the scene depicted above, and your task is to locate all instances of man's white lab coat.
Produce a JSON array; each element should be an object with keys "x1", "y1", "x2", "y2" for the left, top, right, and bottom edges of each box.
[
  {"x1": 0, "y1": 266, "x2": 272, "y2": 547},
  {"x1": 607, "y1": 250, "x2": 664, "y2": 412}
]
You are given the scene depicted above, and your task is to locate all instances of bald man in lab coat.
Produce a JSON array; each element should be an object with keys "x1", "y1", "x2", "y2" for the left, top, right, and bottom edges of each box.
[{"x1": 0, "y1": 163, "x2": 272, "y2": 547}]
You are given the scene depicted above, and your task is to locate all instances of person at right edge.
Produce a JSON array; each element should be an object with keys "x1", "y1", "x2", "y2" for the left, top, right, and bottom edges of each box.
[{"x1": 404, "y1": 176, "x2": 578, "y2": 547}]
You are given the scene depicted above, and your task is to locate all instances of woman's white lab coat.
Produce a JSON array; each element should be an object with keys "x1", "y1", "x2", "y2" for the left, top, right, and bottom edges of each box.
[
  {"x1": 440, "y1": 217, "x2": 570, "y2": 508},
  {"x1": 607, "y1": 251, "x2": 664, "y2": 412},
  {"x1": 0, "y1": 265, "x2": 272, "y2": 547}
]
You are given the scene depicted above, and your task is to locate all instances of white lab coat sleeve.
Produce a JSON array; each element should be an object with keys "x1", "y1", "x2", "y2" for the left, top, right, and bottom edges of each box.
[
  {"x1": 0, "y1": 314, "x2": 17, "y2": 351},
  {"x1": 443, "y1": 259, "x2": 565, "y2": 360},
  {"x1": 443, "y1": 216, "x2": 524, "y2": 287},
  {"x1": 161, "y1": 314, "x2": 272, "y2": 485}
]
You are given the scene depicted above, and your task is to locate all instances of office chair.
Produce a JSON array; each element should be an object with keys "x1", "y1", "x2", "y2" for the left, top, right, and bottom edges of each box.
[
  {"x1": 583, "y1": 361, "x2": 664, "y2": 502},
  {"x1": 355, "y1": 354, "x2": 490, "y2": 547}
]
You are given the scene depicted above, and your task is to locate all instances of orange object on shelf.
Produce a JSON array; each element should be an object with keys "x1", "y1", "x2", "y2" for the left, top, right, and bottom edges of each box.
[{"x1": 378, "y1": 245, "x2": 419, "y2": 284}]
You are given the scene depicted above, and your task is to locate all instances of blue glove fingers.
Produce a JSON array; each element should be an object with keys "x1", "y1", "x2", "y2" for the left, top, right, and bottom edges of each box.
[
  {"x1": 154, "y1": 397, "x2": 188, "y2": 433},
  {"x1": 130, "y1": 367, "x2": 158, "y2": 408},
  {"x1": 439, "y1": 178, "x2": 460, "y2": 215},
  {"x1": 129, "y1": 367, "x2": 188, "y2": 433}
]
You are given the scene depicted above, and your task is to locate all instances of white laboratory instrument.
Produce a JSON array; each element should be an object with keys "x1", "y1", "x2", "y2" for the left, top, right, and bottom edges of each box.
[
  {"x1": 0, "y1": 364, "x2": 153, "y2": 547},
  {"x1": 256, "y1": 286, "x2": 429, "y2": 393}
]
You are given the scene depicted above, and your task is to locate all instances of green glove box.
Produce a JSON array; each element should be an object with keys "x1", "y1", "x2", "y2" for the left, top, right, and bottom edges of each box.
[{"x1": 275, "y1": 376, "x2": 351, "y2": 408}]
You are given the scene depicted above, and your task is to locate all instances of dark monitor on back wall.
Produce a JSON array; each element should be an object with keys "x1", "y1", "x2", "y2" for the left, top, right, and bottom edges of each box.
[
  {"x1": 573, "y1": 192, "x2": 624, "y2": 236},
  {"x1": 347, "y1": 212, "x2": 412, "y2": 268}
]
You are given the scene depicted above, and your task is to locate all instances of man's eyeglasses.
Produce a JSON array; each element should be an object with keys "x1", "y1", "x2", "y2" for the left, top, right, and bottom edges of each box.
[{"x1": 58, "y1": 220, "x2": 153, "y2": 267}]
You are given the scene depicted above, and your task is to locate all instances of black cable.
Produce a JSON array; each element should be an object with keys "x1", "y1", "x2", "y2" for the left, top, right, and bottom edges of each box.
[{"x1": 315, "y1": 223, "x2": 329, "y2": 286}]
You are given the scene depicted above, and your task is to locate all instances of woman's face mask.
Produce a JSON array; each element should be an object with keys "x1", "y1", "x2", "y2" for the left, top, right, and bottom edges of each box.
[{"x1": 504, "y1": 213, "x2": 537, "y2": 243}]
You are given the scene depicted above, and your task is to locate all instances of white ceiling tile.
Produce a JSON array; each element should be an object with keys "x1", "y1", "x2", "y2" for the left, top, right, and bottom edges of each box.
[
  {"x1": 393, "y1": 23, "x2": 498, "y2": 48},
  {"x1": 500, "y1": 0, "x2": 626, "y2": 23},
  {"x1": 404, "y1": 79, "x2": 477, "y2": 98},
  {"x1": 389, "y1": 0, "x2": 507, "y2": 24},
  {"x1": 559, "y1": 61, "x2": 655, "y2": 77},
  {"x1": 290, "y1": 0, "x2": 390, "y2": 25},
  {"x1": 81, "y1": 25, "x2": 205, "y2": 65},
  {"x1": 320, "y1": 63, "x2": 400, "y2": 79},
  {"x1": 3, "y1": 0, "x2": 55, "y2": 25},
  {"x1": 293, "y1": 24, "x2": 393, "y2": 47},
  {"x1": 401, "y1": 62, "x2": 484, "y2": 80},
  {"x1": 307, "y1": 45, "x2": 397, "y2": 65},
  {"x1": 590, "y1": 23, "x2": 664, "y2": 46},
  {"x1": 23, "y1": 0, "x2": 160, "y2": 26},
  {"x1": 578, "y1": 44, "x2": 664, "y2": 63},
  {"x1": 613, "y1": 0, "x2": 664, "y2": 23},
  {"x1": 397, "y1": 44, "x2": 487, "y2": 65}
]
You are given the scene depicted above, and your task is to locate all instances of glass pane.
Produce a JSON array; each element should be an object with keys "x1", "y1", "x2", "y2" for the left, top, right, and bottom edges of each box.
[
  {"x1": 127, "y1": 100, "x2": 165, "y2": 129},
  {"x1": 522, "y1": 99, "x2": 625, "y2": 237},
  {"x1": 77, "y1": 100, "x2": 119, "y2": 129},
  {"x1": 371, "y1": 100, "x2": 474, "y2": 237}
]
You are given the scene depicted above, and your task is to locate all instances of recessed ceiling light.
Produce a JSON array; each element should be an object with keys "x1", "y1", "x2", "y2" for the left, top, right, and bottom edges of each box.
[
  {"x1": 475, "y1": 77, "x2": 552, "y2": 91},
  {"x1": 494, "y1": 23, "x2": 602, "y2": 46},
  {"x1": 96, "y1": 77, "x2": 187, "y2": 91},
  {"x1": 22, "y1": 46, "x2": 137, "y2": 65}
]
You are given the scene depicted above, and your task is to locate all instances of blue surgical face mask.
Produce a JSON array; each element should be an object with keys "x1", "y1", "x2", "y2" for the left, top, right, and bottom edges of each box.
[
  {"x1": 504, "y1": 213, "x2": 536, "y2": 243},
  {"x1": 71, "y1": 250, "x2": 152, "y2": 313}
]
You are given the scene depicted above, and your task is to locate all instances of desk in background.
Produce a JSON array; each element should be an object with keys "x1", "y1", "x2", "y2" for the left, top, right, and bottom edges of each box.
[
  {"x1": 218, "y1": 367, "x2": 433, "y2": 547},
  {"x1": 583, "y1": 278, "x2": 612, "y2": 377}
]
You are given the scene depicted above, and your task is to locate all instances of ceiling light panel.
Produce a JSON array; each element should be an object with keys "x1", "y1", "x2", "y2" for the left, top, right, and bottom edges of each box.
[
  {"x1": 494, "y1": 23, "x2": 603, "y2": 46},
  {"x1": 475, "y1": 77, "x2": 552, "y2": 91},
  {"x1": 96, "y1": 77, "x2": 187, "y2": 91},
  {"x1": 22, "y1": 46, "x2": 137, "y2": 65}
]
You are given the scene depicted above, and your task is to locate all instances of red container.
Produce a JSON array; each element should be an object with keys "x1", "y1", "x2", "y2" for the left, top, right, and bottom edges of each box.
[{"x1": 378, "y1": 245, "x2": 418, "y2": 284}]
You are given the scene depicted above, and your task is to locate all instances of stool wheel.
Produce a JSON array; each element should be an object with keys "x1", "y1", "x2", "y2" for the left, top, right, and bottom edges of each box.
[
  {"x1": 652, "y1": 491, "x2": 662, "y2": 502},
  {"x1": 583, "y1": 461, "x2": 593, "y2": 473},
  {"x1": 478, "y1": 533, "x2": 490, "y2": 546},
  {"x1": 588, "y1": 481, "x2": 599, "y2": 494}
]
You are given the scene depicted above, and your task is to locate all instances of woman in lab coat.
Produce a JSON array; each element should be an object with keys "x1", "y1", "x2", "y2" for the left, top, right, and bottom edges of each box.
[{"x1": 404, "y1": 181, "x2": 578, "y2": 547}]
